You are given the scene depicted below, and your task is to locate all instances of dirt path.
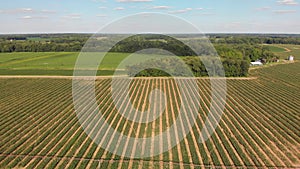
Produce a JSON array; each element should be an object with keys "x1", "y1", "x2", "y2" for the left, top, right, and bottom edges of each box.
[
  {"x1": 0, "y1": 75, "x2": 258, "y2": 80},
  {"x1": 249, "y1": 61, "x2": 298, "y2": 71},
  {"x1": 283, "y1": 47, "x2": 292, "y2": 53}
]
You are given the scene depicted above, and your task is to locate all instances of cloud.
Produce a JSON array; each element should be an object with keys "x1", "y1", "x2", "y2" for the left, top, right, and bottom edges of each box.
[
  {"x1": 277, "y1": 0, "x2": 298, "y2": 5},
  {"x1": 150, "y1": 6, "x2": 171, "y2": 10},
  {"x1": 117, "y1": 0, "x2": 152, "y2": 2},
  {"x1": 273, "y1": 10, "x2": 297, "y2": 14},
  {"x1": 40, "y1": 9, "x2": 56, "y2": 14},
  {"x1": 96, "y1": 14, "x2": 108, "y2": 17},
  {"x1": 169, "y1": 8, "x2": 193, "y2": 14},
  {"x1": 20, "y1": 16, "x2": 32, "y2": 19},
  {"x1": 0, "y1": 8, "x2": 56, "y2": 15},
  {"x1": 62, "y1": 13, "x2": 81, "y2": 19},
  {"x1": 98, "y1": 6, "x2": 107, "y2": 9},
  {"x1": 114, "y1": 7, "x2": 125, "y2": 10},
  {"x1": 21, "y1": 8, "x2": 33, "y2": 12},
  {"x1": 255, "y1": 7, "x2": 271, "y2": 11},
  {"x1": 0, "y1": 8, "x2": 34, "y2": 14},
  {"x1": 19, "y1": 15, "x2": 49, "y2": 19},
  {"x1": 196, "y1": 8, "x2": 204, "y2": 10}
]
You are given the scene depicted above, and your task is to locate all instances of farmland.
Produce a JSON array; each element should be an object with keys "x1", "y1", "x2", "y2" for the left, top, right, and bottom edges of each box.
[
  {"x1": 0, "y1": 52, "x2": 130, "y2": 76},
  {"x1": 264, "y1": 44, "x2": 300, "y2": 60},
  {"x1": 0, "y1": 60, "x2": 299, "y2": 168}
]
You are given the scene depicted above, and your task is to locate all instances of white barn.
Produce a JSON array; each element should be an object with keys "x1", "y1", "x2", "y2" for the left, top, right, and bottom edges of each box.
[{"x1": 250, "y1": 61, "x2": 263, "y2": 66}]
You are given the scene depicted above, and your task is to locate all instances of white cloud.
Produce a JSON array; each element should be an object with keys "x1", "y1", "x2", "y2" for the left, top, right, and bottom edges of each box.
[
  {"x1": 21, "y1": 8, "x2": 33, "y2": 12},
  {"x1": 19, "y1": 15, "x2": 49, "y2": 19},
  {"x1": 277, "y1": 0, "x2": 298, "y2": 5},
  {"x1": 273, "y1": 10, "x2": 297, "y2": 13},
  {"x1": 62, "y1": 13, "x2": 81, "y2": 19},
  {"x1": 255, "y1": 7, "x2": 271, "y2": 11},
  {"x1": 169, "y1": 8, "x2": 193, "y2": 14},
  {"x1": 196, "y1": 8, "x2": 204, "y2": 10},
  {"x1": 117, "y1": 0, "x2": 152, "y2": 2},
  {"x1": 0, "y1": 8, "x2": 34, "y2": 14},
  {"x1": 96, "y1": 14, "x2": 108, "y2": 17},
  {"x1": 114, "y1": 7, "x2": 125, "y2": 10},
  {"x1": 20, "y1": 16, "x2": 32, "y2": 19},
  {"x1": 40, "y1": 9, "x2": 56, "y2": 14},
  {"x1": 98, "y1": 6, "x2": 107, "y2": 9},
  {"x1": 150, "y1": 6, "x2": 171, "y2": 9},
  {"x1": 0, "y1": 8, "x2": 56, "y2": 15}
]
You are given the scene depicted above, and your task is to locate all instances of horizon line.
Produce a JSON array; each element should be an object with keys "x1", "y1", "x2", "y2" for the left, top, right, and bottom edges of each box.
[{"x1": 0, "y1": 32, "x2": 300, "y2": 35}]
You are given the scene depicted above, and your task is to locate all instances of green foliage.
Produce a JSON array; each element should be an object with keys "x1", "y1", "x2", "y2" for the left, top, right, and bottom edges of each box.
[
  {"x1": 126, "y1": 57, "x2": 192, "y2": 77},
  {"x1": 109, "y1": 34, "x2": 197, "y2": 56},
  {"x1": 0, "y1": 34, "x2": 89, "y2": 52},
  {"x1": 127, "y1": 56, "x2": 250, "y2": 77},
  {"x1": 1, "y1": 33, "x2": 300, "y2": 53},
  {"x1": 209, "y1": 34, "x2": 300, "y2": 45}
]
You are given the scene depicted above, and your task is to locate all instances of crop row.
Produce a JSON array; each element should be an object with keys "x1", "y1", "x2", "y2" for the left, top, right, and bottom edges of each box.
[{"x1": 0, "y1": 72, "x2": 299, "y2": 168}]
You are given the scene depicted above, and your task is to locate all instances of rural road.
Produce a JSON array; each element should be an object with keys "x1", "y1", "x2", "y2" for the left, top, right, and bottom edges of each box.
[{"x1": 0, "y1": 75, "x2": 258, "y2": 80}]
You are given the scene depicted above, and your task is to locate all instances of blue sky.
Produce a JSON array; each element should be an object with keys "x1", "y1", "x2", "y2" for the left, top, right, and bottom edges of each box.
[{"x1": 0, "y1": 0, "x2": 299, "y2": 33}]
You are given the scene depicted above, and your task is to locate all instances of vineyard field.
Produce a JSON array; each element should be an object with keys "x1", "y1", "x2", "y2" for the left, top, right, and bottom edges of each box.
[{"x1": 0, "y1": 62, "x2": 299, "y2": 168}]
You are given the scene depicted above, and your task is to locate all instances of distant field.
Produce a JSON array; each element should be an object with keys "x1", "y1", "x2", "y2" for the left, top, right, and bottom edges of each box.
[
  {"x1": 0, "y1": 61, "x2": 299, "y2": 168},
  {"x1": 0, "y1": 47, "x2": 299, "y2": 76},
  {"x1": 266, "y1": 45, "x2": 286, "y2": 53},
  {"x1": 264, "y1": 44, "x2": 300, "y2": 60},
  {"x1": 0, "y1": 52, "x2": 130, "y2": 76}
]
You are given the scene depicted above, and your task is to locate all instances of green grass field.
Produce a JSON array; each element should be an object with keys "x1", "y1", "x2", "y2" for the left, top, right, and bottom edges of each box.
[
  {"x1": 266, "y1": 45, "x2": 287, "y2": 53},
  {"x1": 0, "y1": 61, "x2": 299, "y2": 168},
  {"x1": 264, "y1": 44, "x2": 300, "y2": 60},
  {"x1": 0, "y1": 52, "x2": 131, "y2": 76}
]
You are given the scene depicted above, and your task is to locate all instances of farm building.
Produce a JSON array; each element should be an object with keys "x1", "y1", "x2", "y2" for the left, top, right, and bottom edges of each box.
[
  {"x1": 250, "y1": 60, "x2": 263, "y2": 66},
  {"x1": 288, "y1": 55, "x2": 294, "y2": 61}
]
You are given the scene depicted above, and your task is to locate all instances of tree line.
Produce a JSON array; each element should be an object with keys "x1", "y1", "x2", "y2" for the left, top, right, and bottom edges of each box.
[
  {"x1": 1, "y1": 33, "x2": 299, "y2": 53},
  {"x1": 126, "y1": 57, "x2": 249, "y2": 77},
  {"x1": 209, "y1": 34, "x2": 300, "y2": 45}
]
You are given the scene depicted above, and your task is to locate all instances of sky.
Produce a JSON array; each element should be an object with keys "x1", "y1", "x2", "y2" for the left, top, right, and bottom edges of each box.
[{"x1": 0, "y1": 0, "x2": 299, "y2": 34}]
